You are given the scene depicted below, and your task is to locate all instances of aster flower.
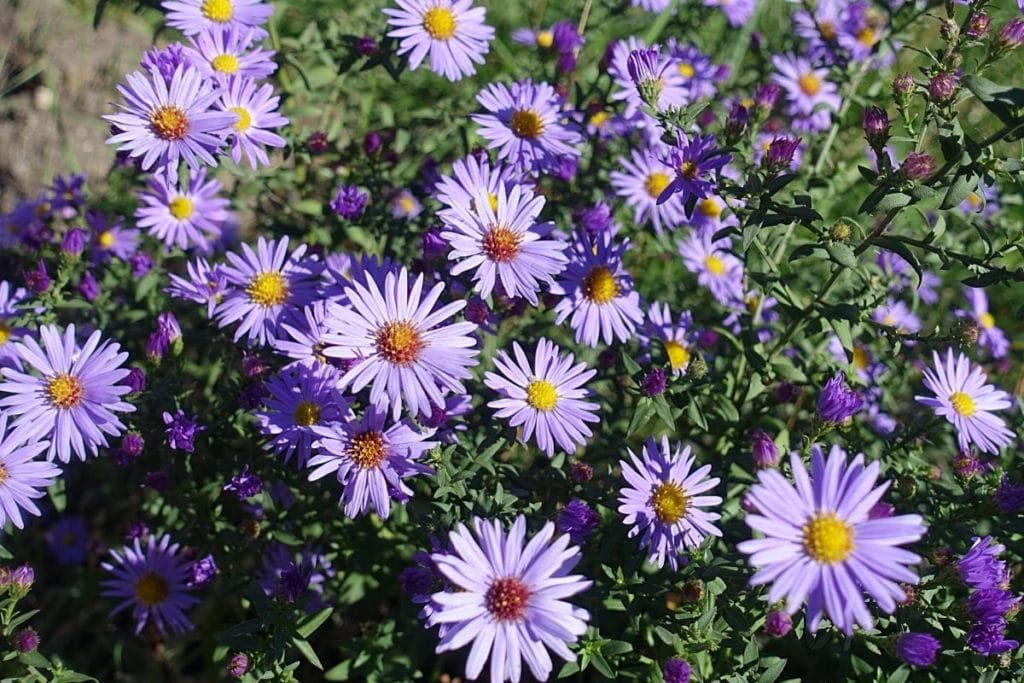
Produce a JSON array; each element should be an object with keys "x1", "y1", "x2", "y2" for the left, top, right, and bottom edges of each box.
[
  {"x1": 657, "y1": 132, "x2": 731, "y2": 209},
  {"x1": 610, "y1": 39, "x2": 688, "y2": 117},
  {"x1": 166, "y1": 256, "x2": 228, "y2": 317},
  {"x1": 101, "y1": 534, "x2": 200, "y2": 635},
  {"x1": 104, "y1": 65, "x2": 234, "y2": 171},
  {"x1": 183, "y1": 26, "x2": 277, "y2": 84},
  {"x1": 391, "y1": 190, "x2": 422, "y2": 219},
  {"x1": 665, "y1": 39, "x2": 718, "y2": 103},
  {"x1": 557, "y1": 499, "x2": 601, "y2": 544},
  {"x1": 0, "y1": 414, "x2": 60, "y2": 529},
  {"x1": 957, "y1": 536, "x2": 1007, "y2": 590},
  {"x1": 914, "y1": 349, "x2": 1014, "y2": 454},
  {"x1": 644, "y1": 301, "x2": 694, "y2": 375},
  {"x1": 135, "y1": 168, "x2": 231, "y2": 252},
  {"x1": 223, "y1": 465, "x2": 263, "y2": 499},
  {"x1": 271, "y1": 300, "x2": 334, "y2": 367},
  {"x1": 217, "y1": 236, "x2": 321, "y2": 346},
  {"x1": 739, "y1": 444, "x2": 927, "y2": 634},
  {"x1": 439, "y1": 183, "x2": 567, "y2": 305},
  {"x1": 872, "y1": 299, "x2": 920, "y2": 335},
  {"x1": 45, "y1": 514, "x2": 90, "y2": 565},
  {"x1": 218, "y1": 77, "x2": 288, "y2": 170},
  {"x1": 552, "y1": 234, "x2": 644, "y2": 347},
  {"x1": 434, "y1": 154, "x2": 516, "y2": 214},
  {"x1": 257, "y1": 362, "x2": 349, "y2": 468},
  {"x1": 162, "y1": 0, "x2": 273, "y2": 36},
  {"x1": 771, "y1": 54, "x2": 840, "y2": 133},
  {"x1": 678, "y1": 232, "x2": 745, "y2": 306},
  {"x1": 663, "y1": 658, "x2": 692, "y2": 683},
  {"x1": 472, "y1": 80, "x2": 582, "y2": 174},
  {"x1": 0, "y1": 281, "x2": 29, "y2": 369},
  {"x1": 484, "y1": 338, "x2": 599, "y2": 457},
  {"x1": 817, "y1": 372, "x2": 864, "y2": 423},
  {"x1": 959, "y1": 287, "x2": 1009, "y2": 359},
  {"x1": 308, "y1": 406, "x2": 436, "y2": 519},
  {"x1": 609, "y1": 148, "x2": 688, "y2": 235},
  {"x1": 383, "y1": 0, "x2": 494, "y2": 82},
  {"x1": 321, "y1": 266, "x2": 479, "y2": 420},
  {"x1": 618, "y1": 436, "x2": 722, "y2": 570},
  {"x1": 427, "y1": 516, "x2": 591, "y2": 683},
  {"x1": 330, "y1": 184, "x2": 368, "y2": 220},
  {"x1": 705, "y1": 0, "x2": 755, "y2": 26},
  {"x1": 257, "y1": 543, "x2": 335, "y2": 611},
  {"x1": 0, "y1": 325, "x2": 134, "y2": 463},
  {"x1": 895, "y1": 632, "x2": 941, "y2": 667},
  {"x1": 90, "y1": 217, "x2": 141, "y2": 263},
  {"x1": 163, "y1": 409, "x2": 205, "y2": 452}
]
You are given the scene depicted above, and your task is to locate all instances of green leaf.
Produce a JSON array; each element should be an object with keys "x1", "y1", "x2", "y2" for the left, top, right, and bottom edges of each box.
[
  {"x1": 940, "y1": 173, "x2": 976, "y2": 210},
  {"x1": 885, "y1": 666, "x2": 910, "y2": 683},
  {"x1": 603, "y1": 640, "x2": 633, "y2": 656},
  {"x1": 291, "y1": 637, "x2": 323, "y2": 670},
  {"x1": 652, "y1": 395, "x2": 676, "y2": 432},
  {"x1": 873, "y1": 192, "x2": 913, "y2": 213},
  {"x1": 826, "y1": 243, "x2": 858, "y2": 268},
  {"x1": 757, "y1": 658, "x2": 787, "y2": 683},
  {"x1": 296, "y1": 607, "x2": 334, "y2": 639},
  {"x1": 590, "y1": 652, "x2": 615, "y2": 679},
  {"x1": 627, "y1": 398, "x2": 655, "y2": 436},
  {"x1": 829, "y1": 318, "x2": 853, "y2": 354}
]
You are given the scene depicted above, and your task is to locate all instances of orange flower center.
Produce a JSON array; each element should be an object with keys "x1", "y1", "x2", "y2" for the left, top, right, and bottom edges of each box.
[
  {"x1": 582, "y1": 266, "x2": 619, "y2": 304},
  {"x1": 375, "y1": 321, "x2": 423, "y2": 365},
  {"x1": 509, "y1": 109, "x2": 544, "y2": 139},
  {"x1": 134, "y1": 571, "x2": 170, "y2": 606},
  {"x1": 482, "y1": 225, "x2": 522, "y2": 262},
  {"x1": 348, "y1": 430, "x2": 386, "y2": 469},
  {"x1": 150, "y1": 105, "x2": 189, "y2": 141},
  {"x1": 651, "y1": 482, "x2": 687, "y2": 524},
  {"x1": 798, "y1": 73, "x2": 822, "y2": 96},
  {"x1": 485, "y1": 577, "x2": 529, "y2": 621},
  {"x1": 247, "y1": 271, "x2": 288, "y2": 307},
  {"x1": 47, "y1": 373, "x2": 84, "y2": 410}
]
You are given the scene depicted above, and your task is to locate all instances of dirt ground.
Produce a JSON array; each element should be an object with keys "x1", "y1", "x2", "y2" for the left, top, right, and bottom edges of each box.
[{"x1": 0, "y1": 0, "x2": 154, "y2": 211}]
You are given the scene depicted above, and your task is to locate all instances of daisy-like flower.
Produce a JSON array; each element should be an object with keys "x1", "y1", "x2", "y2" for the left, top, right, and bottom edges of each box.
[
  {"x1": 90, "y1": 216, "x2": 140, "y2": 263},
  {"x1": 427, "y1": 516, "x2": 591, "y2": 683},
  {"x1": 552, "y1": 234, "x2": 644, "y2": 347},
  {"x1": 439, "y1": 183, "x2": 567, "y2": 305},
  {"x1": 959, "y1": 287, "x2": 1009, "y2": 359},
  {"x1": 182, "y1": 26, "x2": 278, "y2": 84},
  {"x1": 0, "y1": 281, "x2": 29, "y2": 369},
  {"x1": 104, "y1": 65, "x2": 234, "y2": 171},
  {"x1": 678, "y1": 232, "x2": 745, "y2": 306},
  {"x1": 101, "y1": 534, "x2": 200, "y2": 635},
  {"x1": 434, "y1": 154, "x2": 517, "y2": 214},
  {"x1": 322, "y1": 266, "x2": 479, "y2": 420},
  {"x1": 609, "y1": 148, "x2": 688, "y2": 235},
  {"x1": 914, "y1": 349, "x2": 1015, "y2": 454},
  {"x1": 257, "y1": 362, "x2": 349, "y2": 469},
  {"x1": 162, "y1": 0, "x2": 273, "y2": 36},
  {"x1": 218, "y1": 77, "x2": 288, "y2": 170},
  {"x1": 0, "y1": 325, "x2": 134, "y2": 463},
  {"x1": 644, "y1": 302, "x2": 694, "y2": 375},
  {"x1": 383, "y1": 0, "x2": 495, "y2": 82},
  {"x1": 391, "y1": 190, "x2": 423, "y2": 219},
  {"x1": 472, "y1": 80, "x2": 582, "y2": 174},
  {"x1": 618, "y1": 436, "x2": 722, "y2": 570},
  {"x1": 272, "y1": 300, "x2": 333, "y2": 368},
  {"x1": 0, "y1": 414, "x2": 60, "y2": 529},
  {"x1": 771, "y1": 54, "x2": 841, "y2": 133},
  {"x1": 135, "y1": 168, "x2": 231, "y2": 252},
  {"x1": 738, "y1": 444, "x2": 927, "y2": 634},
  {"x1": 166, "y1": 256, "x2": 228, "y2": 317},
  {"x1": 307, "y1": 406, "x2": 436, "y2": 519},
  {"x1": 657, "y1": 132, "x2": 731, "y2": 209},
  {"x1": 217, "y1": 236, "x2": 321, "y2": 346},
  {"x1": 872, "y1": 299, "x2": 920, "y2": 335},
  {"x1": 484, "y1": 338, "x2": 599, "y2": 457}
]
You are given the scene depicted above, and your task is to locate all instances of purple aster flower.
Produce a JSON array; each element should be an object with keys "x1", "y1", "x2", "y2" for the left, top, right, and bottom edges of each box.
[
  {"x1": 678, "y1": 232, "x2": 745, "y2": 306},
  {"x1": 704, "y1": 0, "x2": 755, "y2": 26},
  {"x1": 764, "y1": 610, "x2": 792, "y2": 637},
  {"x1": 0, "y1": 282, "x2": 29, "y2": 369},
  {"x1": 484, "y1": 337, "x2": 599, "y2": 457},
  {"x1": 914, "y1": 349, "x2": 1014, "y2": 454},
  {"x1": 817, "y1": 372, "x2": 864, "y2": 423},
  {"x1": 618, "y1": 436, "x2": 722, "y2": 570},
  {"x1": 163, "y1": 409, "x2": 205, "y2": 452},
  {"x1": 130, "y1": 252, "x2": 154, "y2": 278},
  {"x1": 427, "y1": 516, "x2": 591, "y2": 683},
  {"x1": 257, "y1": 362, "x2": 349, "y2": 468},
  {"x1": 0, "y1": 325, "x2": 134, "y2": 463},
  {"x1": 995, "y1": 17, "x2": 1024, "y2": 53},
  {"x1": 439, "y1": 182, "x2": 567, "y2": 305},
  {"x1": 188, "y1": 554, "x2": 217, "y2": 587},
  {"x1": 227, "y1": 652, "x2": 250, "y2": 677},
  {"x1": 101, "y1": 534, "x2": 200, "y2": 635},
  {"x1": 643, "y1": 301, "x2": 694, "y2": 375},
  {"x1": 90, "y1": 217, "x2": 140, "y2": 263},
  {"x1": 104, "y1": 65, "x2": 234, "y2": 171},
  {"x1": 12, "y1": 628, "x2": 38, "y2": 653},
  {"x1": 872, "y1": 299, "x2": 921, "y2": 335},
  {"x1": 631, "y1": 0, "x2": 671, "y2": 10},
  {"x1": 609, "y1": 38, "x2": 689, "y2": 121},
  {"x1": 218, "y1": 76, "x2": 288, "y2": 170},
  {"x1": 761, "y1": 136, "x2": 803, "y2": 174},
  {"x1": 45, "y1": 514, "x2": 89, "y2": 565},
  {"x1": 183, "y1": 26, "x2": 277, "y2": 84},
  {"x1": 642, "y1": 367, "x2": 667, "y2": 397},
  {"x1": 62, "y1": 227, "x2": 85, "y2": 256},
  {"x1": 957, "y1": 537, "x2": 1007, "y2": 590},
  {"x1": 967, "y1": 617, "x2": 1019, "y2": 655},
  {"x1": 140, "y1": 43, "x2": 190, "y2": 86},
  {"x1": 270, "y1": 300, "x2": 336, "y2": 368},
  {"x1": 657, "y1": 132, "x2": 731, "y2": 209},
  {"x1": 928, "y1": 72, "x2": 958, "y2": 103},
  {"x1": 552, "y1": 234, "x2": 644, "y2": 347},
  {"x1": 257, "y1": 543, "x2": 335, "y2": 611},
  {"x1": 224, "y1": 465, "x2": 263, "y2": 499},
  {"x1": 330, "y1": 184, "x2": 368, "y2": 220},
  {"x1": 472, "y1": 79, "x2": 582, "y2": 175},
  {"x1": 751, "y1": 429, "x2": 779, "y2": 469},
  {"x1": 663, "y1": 658, "x2": 692, "y2": 683},
  {"x1": 896, "y1": 632, "x2": 941, "y2": 667},
  {"x1": 162, "y1": 0, "x2": 273, "y2": 36},
  {"x1": 740, "y1": 444, "x2": 927, "y2": 634},
  {"x1": 136, "y1": 167, "x2": 231, "y2": 252},
  {"x1": 23, "y1": 260, "x2": 50, "y2": 295},
  {"x1": 390, "y1": 189, "x2": 422, "y2": 220},
  {"x1": 967, "y1": 588, "x2": 1020, "y2": 623},
  {"x1": 959, "y1": 287, "x2": 1009, "y2": 359},
  {"x1": 307, "y1": 406, "x2": 436, "y2": 519},
  {"x1": 995, "y1": 475, "x2": 1024, "y2": 514},
  {"x1": 609, "y1": 148, "x2": 688, "y2": 235},
  {"x1": 771, "y1": 54, "x2": 840, "y2": 133},
  {"x1": 383, "y1": 0, "x2": 495, "y2": 82},
  {"x1": 434, "y1": 154, "x2": 516, "y2": 214},
  {"x1": 0, "y1": 413, "x2": 60, "y2": 529},
  {"x1": 321, "y1": 266, "x2": 479, "y2": 420},
  {"x1": 166, "y1": 257, "x2": 228, "y2": 317},
  {"x1": 557, "y1": 498, "x2": 601, "y2": 544},
  {"x1": 217, "y1": 236, "x2": 321, "y2": 346}
]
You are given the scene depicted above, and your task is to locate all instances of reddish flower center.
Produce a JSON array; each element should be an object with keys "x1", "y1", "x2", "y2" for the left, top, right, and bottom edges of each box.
[
  {"x1": 582, "y1": 266, "x2": 619, "y2": 304},
  {"x1": 375, "y1": 321, "x2": 423, "y2": 365},
  {"x1": 134, "y1": 571, "x2": 170, "y2": 606},
  {"x1": 150, "y1": 105, "x2": 190, "y2": 141},
  {"x1": 482, "y1": 225, "x2": 522, "y2": 262},
  {"x1": 485, "y1": 577, "x2": 530, "y2": 621},
  {"x1": 347, "y1": 430, "x2": 386, "y2": 469},
  {"x1": 47, "y1": 373, "x2": 84, "y2": 410}
]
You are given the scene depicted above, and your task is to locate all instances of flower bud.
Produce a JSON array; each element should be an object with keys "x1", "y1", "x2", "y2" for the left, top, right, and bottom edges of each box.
[
  {"x1": 764, "y1": 610, "x2": 792, "y2": 637},
  {"x1": 641, "y1": 367, "x2": 667, "y2": 397},
  {"x1": 939, "y1": 18, "x2": 958, "y2": 43},
  {"x1": 862, "y1": 106, "x2": 890, "y2": 149},
  {"x1": 750, "y1": 429, "x2": 779, "y2": 469},
  {"x1": 62, "y1": 227, "x2": 85, "y2": 257},
  {"x1": 355, "y1": 35, "x2": 378, "y2": 56},
  {"x1": 626, "y1": 48, "x2": 663, "y2": 109},
  {"x1": 570, "y1": 461, "x2": 594, "y2": 484},
  {"x1": 363, "y1": 131, "x2": 382, "y2": 156},
  {"x1": 928, "y1": 72, "x2": 958, "y2": 103},
  {"x1": 227, "y1": 653, "x2": 251, "y2": 678},
  {"x1": 126, "y1": 366, "x2": 146, "y2": 393},
  {"x1": 892, "y1": 73, "x2": 914, "y2": 108},
  {"x1": 753, "y1": 82, "x2": 781, "y2": 114},
  {"x1": 762, "y1": 136, "x2": 802, "y2": 175},
  {"x1": 681, "y1": 579, "x2": 703, "y2": 603},
  {"x1": 966, "y1": 13, "x2": 990, "y2": 40},
  {"x1": 686, "y1": 355, "x2": 708, "y2": 380},
  {"x1": 898, "y1": 152, "x2": 934, "y2": 180},
  {"x1": 829, "y1": 220, "x2": 852, "y2": 242},
  {"x1": 306, "y1": 130, "x2": 329, "y2": 154},
  {"x1": 723, "y1": 103, "x2": 750, "y2": 144},
  {"x1": 23, "y1": 260, "x2": 50, "y2": 295},
  {"x1": 991, "y1": 17, "x2": 1024, "y2": 59}
]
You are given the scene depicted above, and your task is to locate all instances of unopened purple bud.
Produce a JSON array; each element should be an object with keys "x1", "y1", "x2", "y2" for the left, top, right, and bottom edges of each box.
[
  {"x1": 306, "y1": 130, "x2": 329, "y2": 154},
  {"x1": 330, "y1": 184, "x2": 368, "y2": 220},
  {"x1": 570, "y1": 461, "x2": 594, "y2": 484},
  {"x1": 126, "y1": 366, "x2": 146, "y2": 393},
  {"x1": 556, "y1": 499, "x2": 600, "y2": 544},
  {"x1": 24, "y1": 260, "x2": 50, "y2": 294},
  {"x1": 355, "y1": 35, "x2": 378, "y2": 56},
  {"x1": 121, "y1": 432, "x2": 145, "y2": 458},
  {"x1": 663, "y1": 657, "x2": 692, "y2": 683},
  {"x1": 147, "y1": 329, "x2": 169, "y2": 361},
  {"x1": 642, "y1": 367, "x2": 667, "y2": 397},
  {"x1": 78, "y1": 271, "x2": 100, "y2": 302},
  {"x1": 421, "y1": 227, "x2": 447, "y2": 260},
  {"x1": 899, "y1": 152, "x2": 935, "y2": 180},
  {"x1": 750, "y1": 429, "x2": 779, "y2": 469},
  {"x1": 817, "y1": 372, "x2": 863, "y2": 422},
  {"x1": 130, "y1": 252, "x2": 153, "y2": 278},
  {"x1": 556, "y1": 50, "x2": 577, "y2": 73},
  {"x1": 966, "y1": 13, "x2": 991, "y2": 40},
  {"x1": 863, "y1": 106, "x2": 890, "y2": 148},
  {"x1": 62, "y1": 227, "x2": 85, "y2": 256},
  {"x1": 995, "y1": 17, "x2": 1024, "y2": 52},
  {"x1": 868, "y1": 501, "x2": 895, "y2": 519},
  {"x1": 363, "y1": 131, "x2": 382, "y2": 156},
  {"x1": 127, "y1": 521, "x2": 148, "y2": 540},
  {"x1": 227, "y1": 653, "x2": 251, "y2": 678},
  {"x1": 892, "y1": 73, "x2": 914, "y2": 105},
  {"x1": 895, "y1": 632, "x2": 941, "y2": 667},
  {"x1": 224, "y1": 466, "x2": 263, "y2": 500},
  {"x1": 724, "y1": 103, "x2": 750, "y2": 143},
  {"x1": 11, "y1": 564, "x2": 34, "y2": 590},
  {"x1": 189, "y1": 554, "x2": 217, "y2": 587},
  {"x1": 157, "y1": 312, "x2": 182, "y2": 343},
  {"x1": 928, "y1": 72, "x2": 958, "y2": 103},
  {"x1": 242, "y1": 352, "x2": 270, "y2": 379},
  {"x1": 626, "y1": 48, "x2": 663, "y2": 108},
  {"x1": 762, "y1": 136, "x2": 802, "y2": 174},
  {"x1": 753, "y1": 82, "x2": 781, "y2": 112},
  {"x1": 764, "y1": 610, "x2": 792, "y2": 637},
  {"x1": 12, "y1": 628, "x2": 39, "y2": 653}
]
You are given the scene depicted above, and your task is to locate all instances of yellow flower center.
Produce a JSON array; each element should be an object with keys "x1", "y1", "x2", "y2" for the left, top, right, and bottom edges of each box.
[
  {"x1": 0, "y1": 464, "x2": 7, "y2": 487},
  {"x1": 201, "y1": 0, "x2": 233, "y2": 23},
  {"x1": 663, "y1": 340, "x2": 690, "y2": 372},
  {"x1": 798, "y1": 73, "x2": 822, "y2": 96},
  {"x1": 852, "y1": 344, "x2": 870, "y2": 371},
  {"x1": 704, "y1": 255, "x2": 726, "y2": 276},
  {"x1": 678, "y1": 62, "x2": 695, "y2": 79},
  {"x1": 967, "y1": 192, "x2": 982, "y2": 208},
  {"x1": 802, "y1": 512, "x2": 854, "y2": 564},
  {"x1": 482, "y1": 225, "x2": 522, "y2": 262},
  {"x1": 487, "y1": 192, "x2": 499, "y2": 213},
  {"x1": 397, "y1": 195, "x2": 417, "y2": 214},
  {"x1": 820, "y1": 21, "x2": 836, "y2": 40},
  {"x1": 979, "y1": 312, "x2": 995, "y2": 329},
  {"x1": 882, "y1": 313, "x2": 896, "y2": 326},
  {"x1": 231, "y1": 106, "x2": 252, "y2": 133},
  {"x1": 949, "y1": 391, "x2": 976, "y2": 417},
  {"x1": 651, "y1": 482, "x2": 687, "y2": 524},
  {"x1": 857, "y1": 27, "x2": 877, "y2": 48},
  {"x1": 679, "y1": 160, "x2": 698, "y2": 180},
  {"x1": 698, "y1": 198, "x2": 721, "y2": 218},
  {"x1": 99, "y1": 231, "x2": 115, "y2": 249},
  {"x1": 211, "y1": 53, "x2": 240, "y2": 74},
  {"x1": 134, "y1": 571, "x2": 170, "y2": 606},
  {"x1": 525, "y1": 379, "x2": 558, "y2": 412},
  {"x1": 348, "y1": 430, "x2": 387, "y2": 469},
  {"x1": 0, "y1": 321, "x2": 10, "y2": 346},
  {"x1": 47, "y1": 373, "x2": 85, "y2": 410},
  {"x1": 589, "y1": 111, "x2": 610, "y2": 128},
  {"x1": 422, "y1": 6, "x2": 457, "y2": 40},
  {"x1": 509, "y1": 109, "x2": 544, "y2": 139},
  {"x1": 375, "y1": 321, "x2": 423, "y2": 366},
  {"x1": 582, "y1": 266, "x2": 619, "y2": 305},
  {"x1": 169, "y1": 197, "x2": 193, "y2": 220},
  {"x1": 247, "y1": 271, "x2": 289, "y2": 307},
  {"x1": 293, "y1": 400, "x2": 321, "y2": 426},
  {"x1": 150, "y1": 105, "x2": 189, "y2": 141},
  {"x1": 536, "y1": 30, "x2": 554, "y2": 48},
  {"x1": 644, "y1": 171, "x2": 671, "y2": 199}
]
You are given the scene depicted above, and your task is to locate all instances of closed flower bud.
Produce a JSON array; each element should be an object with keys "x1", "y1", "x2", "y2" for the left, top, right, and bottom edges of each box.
[
  {"x1": 227, "y1": 653, "x2": 251, "y2": 678},
  {"x1": 764, "y1": 610, "x2": 792, "y2": 637},
  {"x1": 23, "y1": 260, "x2": 50, "y2": 295},
  {"x1": 992, "y1": 17, "x2": 1024, "y2": 58},
  {"x1": 11, "y1": 564, "x2": 34, "y2": 590},
  {"x1": 966, "y1": 13, "x2": 990, "y2": 40},
  {"x1": 862, "y1": 107, "x2": 890, "y2": 149},
  {"x1": 662, "y1": 658, "x2": 692, "y2": 683},
  {"x1": 681, "y1": 579, "x2": 703, "y2": 603},
  {"x1": 306, "y1": 130, "x2": 329, "y2": 154},
  {"x1": 895, "y1": 632, "x2": 940, "y2": 667},
  {"x1": 829, "y1": 220, "x2": 852, "y2": 242},
  {"x1": 363, "y1": 131, "x2": 382, "y2": 156},
  {"x1": 753, "y1": 82, "x2": 781, "y2": 114},
  {"x1": 62, "y1": 227, "x2": 85, "y2": 256},
  {"x1": 626, "y1": 48, "x2": 663, "y2": 109},
  {"x1": 817, "y1": 373, "x2": 863, "y2": 422},
  {"x1": 724, "y1": 103, "x2": 750, "y2": 144},
  {"x1": 928, "y1": 72, "x2": 958, "y2": 104},
  {"x1": 126, "y1": 366, "x2": 146, "y2": 393},
  {"x1": 750, "y1": 429, "x2": 779, "y2": 469},
  {"x1": 939, "y1": 18, "x2": 958, "y2": 42},
  {"x1": 355, "y1": 35, "x2": 378, "y2": 56},
  {"x1": 687, "y1": 355, "x2": 708, "y2": 380},
  {"x1": 570, "y1": 461, "x2": 594, "y2": 484},
  {"x1": 892, "y1": 73, "x2": 914, "y2": 100},
  {"x1": 899, "y1": 152, "x2": 934, "y2": 180}
]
